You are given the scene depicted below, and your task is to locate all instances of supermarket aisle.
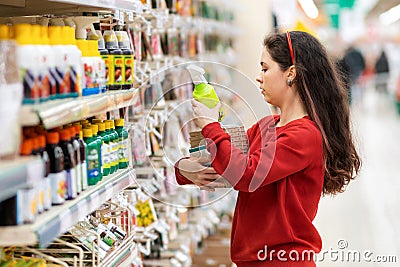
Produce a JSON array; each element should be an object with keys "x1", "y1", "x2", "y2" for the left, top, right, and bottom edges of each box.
[{"x1": 314, "y1": 87, "x2": 400, "y2": 266}]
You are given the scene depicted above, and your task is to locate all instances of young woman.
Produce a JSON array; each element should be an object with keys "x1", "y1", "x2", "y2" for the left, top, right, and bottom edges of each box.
[{"x1": 175, "y1": 31, "x2": 361, "y2": 266}]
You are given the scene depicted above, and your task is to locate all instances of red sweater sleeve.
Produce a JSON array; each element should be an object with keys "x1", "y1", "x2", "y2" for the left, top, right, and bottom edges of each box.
[
  {"x1": 202, "y1": 120, "x2": 321, "y2": 192},
  {"x1": 174, "y1": 157, "x2": 193, "y2": 185}
]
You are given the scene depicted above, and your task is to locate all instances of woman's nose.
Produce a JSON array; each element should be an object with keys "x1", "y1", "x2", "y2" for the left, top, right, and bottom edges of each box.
[{"x1": 256, "y1": 75, "x2": 262, "y2": 84}]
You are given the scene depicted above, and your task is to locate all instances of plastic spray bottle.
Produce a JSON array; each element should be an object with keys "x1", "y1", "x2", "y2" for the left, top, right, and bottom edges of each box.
[{"x1": 186, "y1": 64, "x2": 224, "y2": 121}]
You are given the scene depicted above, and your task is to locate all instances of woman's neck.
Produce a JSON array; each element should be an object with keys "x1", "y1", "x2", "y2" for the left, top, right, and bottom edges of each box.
[{"x1": 276, "y1": 98, "x2": 308, "y2": 127}]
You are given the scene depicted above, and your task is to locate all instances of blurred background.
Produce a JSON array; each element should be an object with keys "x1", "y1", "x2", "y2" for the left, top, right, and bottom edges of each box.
[{"x1": 231, "y1": 0, "x2": 400, "y2": 266}]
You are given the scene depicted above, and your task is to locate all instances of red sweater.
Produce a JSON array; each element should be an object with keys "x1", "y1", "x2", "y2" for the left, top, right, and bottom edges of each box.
[{"x1": 175, "y1": 115, "x2": 324, "y2": 266}]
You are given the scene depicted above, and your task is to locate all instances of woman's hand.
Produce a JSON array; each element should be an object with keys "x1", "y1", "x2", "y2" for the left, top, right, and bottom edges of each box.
[
  {"x1": 178, "y1": 157, "x2": 226, "y2": 191},
  {"x1": 192, "y1": 99, "x2": 221, "y2": 129}
]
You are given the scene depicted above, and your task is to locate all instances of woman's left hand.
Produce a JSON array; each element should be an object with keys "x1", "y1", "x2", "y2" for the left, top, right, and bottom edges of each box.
[{"x1": 192, "y1": 99, "x2": 221, "y2": 129}]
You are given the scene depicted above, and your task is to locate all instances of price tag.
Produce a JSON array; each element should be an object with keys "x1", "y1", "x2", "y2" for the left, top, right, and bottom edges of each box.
[
  {"x1": 119, "y1": 11, "x2": 125, "y2": 25},
  {"x1": 90, "y1": 191, "x2": 100, "y2": 210},
  {"x1": 76, "y1": 200, "x2": 87, "y2": 220},
  {"x1": 104, "y1": 183, "x2": 113, "y2": 201},
  {"x1": 58, "y1": 209, "x2": 72, "y2": 234},
  {"x1": 114, "y1": 9, "x2": 120, "y2": 21},
  {"x1": 128, "y1": 11, "x2": 134, "y2": 21}
]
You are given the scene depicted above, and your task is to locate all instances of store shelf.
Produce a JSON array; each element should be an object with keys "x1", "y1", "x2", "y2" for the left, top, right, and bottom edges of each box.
[
  {"x1": 0, "y1": 0, "x2": 142, "y2": 16},
  {"x1": 0, "y1": 156, "x2": 43, "y2": 203},
  {"x1": 20, "y1": 88, "x2": 139, "y2": 129},
  {"x1": 0, "y1": 168, "x2": 136, "y2": 247},
  {"x1": 100, "y1": 234, "x2": 136, "y2": 267}
]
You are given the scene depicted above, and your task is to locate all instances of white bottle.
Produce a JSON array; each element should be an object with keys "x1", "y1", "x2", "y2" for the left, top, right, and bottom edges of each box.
[
  {"x1": 62, "y1": 26, "x2": 82, "y2": 98},
  {"x1": 13, "y1": 24, "x2": 40, "y2": 104}
]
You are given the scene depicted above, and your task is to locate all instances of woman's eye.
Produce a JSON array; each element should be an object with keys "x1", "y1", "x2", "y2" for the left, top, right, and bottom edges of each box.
[{"x1": 261, "y1": 69, "x2": 268, "y2": 73}]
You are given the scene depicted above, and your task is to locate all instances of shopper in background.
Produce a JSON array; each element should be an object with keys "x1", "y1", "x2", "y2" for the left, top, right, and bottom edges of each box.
[
  {"x1": 343, "y1": 45, "x2": 366, "y2": 104},
  {"x1": 374, "y1": 50, "x2": 390, "y2": 93},
  {"x1": 175, "y1": 31, "x2": 361, "y2": 266}
]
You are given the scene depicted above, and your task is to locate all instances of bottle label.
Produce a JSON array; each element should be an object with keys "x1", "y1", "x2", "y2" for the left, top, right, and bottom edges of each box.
[
  {"x1": 87, "y1": 148, "x2": 100, "y2": 182},
  {"x1": 119, "y1": 139, "x2": 129, "y2": 163},
  {"x1": 102, "y1": 142, "x2": 110, "y2": 169},
  {"x1": 49, "y1": 171, "x2": 66, "y2": 205},
  {"x1": 44, "y1": 177, "x2": 52, "y2": 210},
  {"x1": 83, "y1": 61, "x2": 95, "y2": 89},
  {"x1": 102, "y1": 54, "x2": 114, "y2": 86},
  {"x1": 124, "y1": 56, "x2": 133, "y2": 86},
  {"x1": 21, "y1": 68, "x2": 40, "y2": 103},
  {"x1": 112, "y1": 140, "x2": 119, "y2": 167},
  {"x1": 114, "y1": 55, "x2": 124, "y2": 85},
  {"x1": 76, "y1": 162, "x2": 82, "y2": 193},
  {"x1": 81, "y1": 160, "x2": 88, "y2": 190},
  {"x1": 66, "y1": 168, "x2": 77, "y2": 199}
]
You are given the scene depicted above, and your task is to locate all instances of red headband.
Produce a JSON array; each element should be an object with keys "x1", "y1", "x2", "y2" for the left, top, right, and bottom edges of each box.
[{"x1": 286, "y1": 31, "x2": 295, "y2": 65}]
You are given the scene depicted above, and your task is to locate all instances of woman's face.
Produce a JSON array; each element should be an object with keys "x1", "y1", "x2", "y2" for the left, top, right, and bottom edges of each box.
[{"x1": 256, "y1": 47, "x2": 288, "y2": 107}]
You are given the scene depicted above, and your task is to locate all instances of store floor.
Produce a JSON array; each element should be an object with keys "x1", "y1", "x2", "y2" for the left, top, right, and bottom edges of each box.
[{"x1": 314, "y1": 86, "x2": 400, "y2": 266}]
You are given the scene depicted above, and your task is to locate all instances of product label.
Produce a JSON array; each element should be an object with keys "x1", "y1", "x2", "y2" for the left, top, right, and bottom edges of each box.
[
  {"x1": 81, "y1": 161, "x2": 88, "y2": 190},
  {"x1": 39, "y1": 69, "x2": 51, "y2": 100},
  {"x1": 114, "y1": 55, "x2": 124, "y2": 85},
  {"x1": 120, "y1": 139, "x2": 129, "y2": 163},
  {"x1": 87, "y1": 148, "x2": 100, "y2": 181},
  {"x1": 66, "y1": 168, "x2": 77, "y2": 199},
  {"x1": 102, "y1": 55, "x2": 113, "y2": 86},
  {"x1": 49, "y1": 171, "x2": 66, "y2": 205},
  {"x1": 76, "y1": 162, "x2": 82, "y2": 193},
  {"x1": 21, "y1": 68, "x2": 40, "y2": 103},
  {"x1": 44, "y1": 177, "x2": 52, "y2": 210},
  {"x1": 102, "y1": 142, "x2": 110, "y2": 169},
  {"x1": 124, "y1": 56, "x2": 133, "y2": 86},
  {"x1": 83, "y1": 61, "x2": 95, "y2": 89},
  {"x1": 112, "y1": 140, "x2": 119, "y2": 167}
]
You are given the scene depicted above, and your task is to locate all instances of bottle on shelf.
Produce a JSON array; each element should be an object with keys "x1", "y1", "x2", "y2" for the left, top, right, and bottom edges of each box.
[
  {"x1": 73, "y1": 124, "x2": 88, "y2": 190},
  {"x1": 13, "y1": 24, "x2": 40, "y2": 104},
  {"x1": 83, "y1": 128, "x2": 100, "y2": 186},
  {"x1": 115, "y1": 31, "x2": 134, "y2": 89},
  {"x1": 106, "y1": 120, "x2": 120, "y2": 173},
  {"x1": 90, "y1": 124, "x2": 103, "y2": 183},
  {"x1": 103, "y1": 29, "x2": 123, "y2": 90},
  {"x1": 115, "y1": 119, "x2": 129, "y2": 169},
  {"x1": 97, "y1": 122, "x2": 111, "y2": 177},
  {"x1": 38, "y1": 134, "x2": 52, "y2": 211},
  {"x1": 46, "y1": 131, "x2": 66, "y2": 205},
  {"x1": 59, "y1": 129, "x2": 78, "y2": 200},
  {"x1": 68, "y1": 126, "x2": 82, "y2": 195}
]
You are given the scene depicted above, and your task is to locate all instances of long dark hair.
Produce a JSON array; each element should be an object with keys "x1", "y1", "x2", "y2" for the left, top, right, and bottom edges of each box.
[{"x1": 264, "y1": 31, "x2": 361, "y2": 195}]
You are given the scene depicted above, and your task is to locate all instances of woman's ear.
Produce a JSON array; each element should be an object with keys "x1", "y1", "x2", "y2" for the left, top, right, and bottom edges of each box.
[{"x1": 287, "y1": 65, "x2": 296, "y2": 80}]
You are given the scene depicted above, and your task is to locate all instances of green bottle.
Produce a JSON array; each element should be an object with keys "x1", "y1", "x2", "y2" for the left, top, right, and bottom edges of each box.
[
  {"x1": 90, "y1": 124, "x2": 103, "y2": 182},
  {"x1": 187, "y1": 64, "x2": 224, "y2": 121},
  {"x1": 97, "y1": 122, "x2": 111, "y2": 177},
  {"x1": 106, "y1": 120, "x2": 120, "y2": 173},
  {"x1": 83, "y1": 128, "x2": 100, "y2": 186},
  {"x1": 104, "y1": 121, "x2": 115, "y2": 175},
  {"x1": 114, "y1": 119, "x2": 129, "y2": 169}
]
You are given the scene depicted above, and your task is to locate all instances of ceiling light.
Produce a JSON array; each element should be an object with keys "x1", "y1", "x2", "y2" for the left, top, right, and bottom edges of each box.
[
  {"x1": 298, "y1": 0, "x2": 319, "y2": 19},
  {"x1": 380, "y1": 4, "x2": 400, "y2": 26}
]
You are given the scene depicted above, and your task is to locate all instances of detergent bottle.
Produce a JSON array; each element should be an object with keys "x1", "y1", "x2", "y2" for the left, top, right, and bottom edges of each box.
[{"x1": 186, "y1": 64, "x2": 224, "y2": 121}]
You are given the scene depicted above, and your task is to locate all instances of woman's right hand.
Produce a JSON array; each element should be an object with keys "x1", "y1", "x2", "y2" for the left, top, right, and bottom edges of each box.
[{"x1": 178, "y1": 158, "x2": 226, "y2": 191}]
